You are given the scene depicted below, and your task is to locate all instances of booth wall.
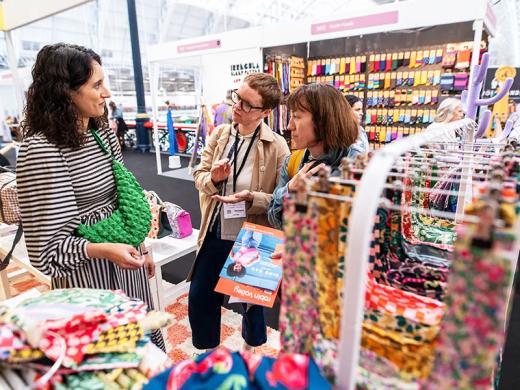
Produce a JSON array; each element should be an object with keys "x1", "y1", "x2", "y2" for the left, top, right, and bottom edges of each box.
[{"x1": 200, "y1": 47, "x2": 263, "y2": 106}]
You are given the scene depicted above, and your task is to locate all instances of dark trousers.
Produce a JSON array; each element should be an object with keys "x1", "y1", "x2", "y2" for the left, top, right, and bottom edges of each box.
[{"x1": 188, "y1": 230, "x2": 267, "y2": 349}]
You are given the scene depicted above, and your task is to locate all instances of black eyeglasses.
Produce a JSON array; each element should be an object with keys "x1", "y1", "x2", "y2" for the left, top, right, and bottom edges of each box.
[{"x1": 231, "y1": 90, "x2": 264, "y2": 113}]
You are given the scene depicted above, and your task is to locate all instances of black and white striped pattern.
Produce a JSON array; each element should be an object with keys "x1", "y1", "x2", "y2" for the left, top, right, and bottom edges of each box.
[{"x1": 16, "y1": 129, "x2": 164, "y2": 350}]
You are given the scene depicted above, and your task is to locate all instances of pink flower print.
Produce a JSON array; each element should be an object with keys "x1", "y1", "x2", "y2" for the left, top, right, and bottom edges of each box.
[
  {"x1": 195, "y1": 348, "x2": 233, "y2": 375},
  {"x1": 459, "y1": 340, "x2": 473, "y2": 356},
  {"x1": 443, "y1": 321, "x2": 457, "y2": 335},
  {"x1": 240, "y1": 350, "x2": 262, "y2": 379},
  {"x1": 473, "y1": 276, "x2": 487, "y2": 291},
  {"x1": 266, "y1": 353, "x2": 309, "y2": 390},
  {"x1": 487, "y1": 266, "x2": 505, "y2": 283},
  {"x1": 168, "y1": 359, "x2": 197, "y2": 390}
]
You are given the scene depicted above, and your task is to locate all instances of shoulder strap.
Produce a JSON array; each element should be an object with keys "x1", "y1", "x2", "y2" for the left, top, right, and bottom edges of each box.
[
  {"x1": 90, "y1": 129, "x2": 112, "y2": 157},
  {"x1": 287, "y1": 149, "x2": 306, "y2": 179},
  {"x1": 0, "y1": 224, "x2": 23, "y2": 271}
]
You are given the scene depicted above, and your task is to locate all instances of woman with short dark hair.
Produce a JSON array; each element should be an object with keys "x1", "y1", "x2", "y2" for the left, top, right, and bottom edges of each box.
[
  {"x1": 17, "y1": 43, "x2": 164, "y2": 349},
  {"x1": 268, "y1": 84, "x2": 363, "y2": 229},
  {"x1": 189, "y1": 73, "x2": 290, "y2": 352}
]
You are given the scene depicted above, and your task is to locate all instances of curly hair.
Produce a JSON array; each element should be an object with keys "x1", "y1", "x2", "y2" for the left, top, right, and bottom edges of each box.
[{"x1": 21, "y1": 43, "x2": 109, "y2": 148}]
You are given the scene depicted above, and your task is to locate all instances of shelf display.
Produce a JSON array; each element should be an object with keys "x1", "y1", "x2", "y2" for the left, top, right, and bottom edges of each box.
[
  {"x1": 364, "y1": 45, "x2": 446, "y2": 147},
  {"x1": 265, "y1": 55, "x2": 305, "y2": 139},
  {"x1": 298, "y1": 41, "x2": 487, "y2": 148}
]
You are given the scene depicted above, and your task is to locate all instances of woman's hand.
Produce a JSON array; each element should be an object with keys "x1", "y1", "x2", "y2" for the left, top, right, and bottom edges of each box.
[
  {"x1": 287, "y1": 162, "x2": 325, "y2": 192},
  {"x1": 144, "y1": 252, "x2": 155, "y2": 278},
  {"x1": 210, "y1": 158, "x2": 231, "y2": 184},
  {"x1": 87, "y1": 243, "x2": 144, "y2": 270},
  {"x1": 212, "y1": 189, "x2": 253, "y2": 204}
]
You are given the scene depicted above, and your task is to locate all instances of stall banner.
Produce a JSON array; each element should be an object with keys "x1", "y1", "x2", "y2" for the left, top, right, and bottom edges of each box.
[
  {"x1": 311, "y1": 11, "x2": 399, "y2": 35},
  {"x1": 230, "y1": 61, "x2": 262, "y2": 86}
]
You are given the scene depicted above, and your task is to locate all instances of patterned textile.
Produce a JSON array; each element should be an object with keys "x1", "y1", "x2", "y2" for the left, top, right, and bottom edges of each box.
[
  {"x1": 363, "y1": 308, "x2": 439, "y2": 343},
  {"x1": 144, "y1": 348, "x2": 332, "y2": 390},
  {"x1": 279, "y1": 196, "x2": 321, "y2": 355},
  {"x1": 368, "y1": 208, "x2": 391, "y2": 281},
  {"x1": 365, "y1": 275, "x2": 445, "y2": 327},
  {"x1": 146, "y1": 191, "x2": 162, "y2": 239},
  {"x1": 7, "y1": 289, "x2": 147, "y2": 367},
  {"x1": 336, "y1": 184, "x2": 355, "y2": 303},
  {"x1": 426, "y1": 224, "x2": 514, "y2": 389},
  {"x1": 162, "y1": 293, "x2": 279, "y2": 364},
  {"x1": 429, "y1": 168, "x2": 459, "y2": 212},
  {"x1": 361, "y1": 323, "x2": 435, "y2": 380},
  {"x1": 358, "y1": 348, "x2": 401, "y2": 379},
  {"x1": 378, "y1": 189, "x2": 450, "y2": 300},
  {"x1": 309, "y1": 184, "x2": 342, "y2": 339},
  {"x1": 357, "y1": 366, "x2": 419, "y2": 390},
  {"x1": 401, "y1": 176, "x2": 456, "y2": 250},
  {"x1": 84, "y1": 322, "x2": 144, "y2": 355}
]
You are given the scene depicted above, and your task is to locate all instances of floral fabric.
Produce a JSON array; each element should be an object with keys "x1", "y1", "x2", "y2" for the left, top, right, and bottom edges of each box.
[
  {"x1": 426, "y1": 224, "x2": 514, "y2": 389},
  {"x1": 279, "y1": 196, "x2": 321, "y2": 355},
  {"x1": 143, "y1": 348, "x2": 332, "y2": 390}
]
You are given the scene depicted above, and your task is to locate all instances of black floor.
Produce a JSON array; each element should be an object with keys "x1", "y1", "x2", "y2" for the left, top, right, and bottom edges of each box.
[{"x1": 124, "y1": 149, "x2": 516, "y2": 388}]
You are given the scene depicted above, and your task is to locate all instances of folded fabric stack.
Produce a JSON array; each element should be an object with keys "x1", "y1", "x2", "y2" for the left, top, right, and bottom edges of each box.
[
  {"x1": 144, "y1": 347, "x2": 332, "y2": 390},
  {"x1": 0, "y1": 288, "x2": 172, "y2": 389}
]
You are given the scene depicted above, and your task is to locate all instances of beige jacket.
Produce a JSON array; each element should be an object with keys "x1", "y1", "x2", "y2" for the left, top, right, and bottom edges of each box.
[{"x1": 187, "y1": 122, "x2": 289, "y2": 280}]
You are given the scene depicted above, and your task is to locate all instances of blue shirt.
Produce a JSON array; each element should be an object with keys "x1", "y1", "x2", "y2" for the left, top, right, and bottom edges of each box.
[{"x1": 267, "y1": 136, "x2": 368, "y2": 230}]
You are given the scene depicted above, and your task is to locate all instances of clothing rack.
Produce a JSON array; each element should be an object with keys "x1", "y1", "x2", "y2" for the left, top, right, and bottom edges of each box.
[{"x1": 335, "y1": 117, "x2": 519, "y2": 389}]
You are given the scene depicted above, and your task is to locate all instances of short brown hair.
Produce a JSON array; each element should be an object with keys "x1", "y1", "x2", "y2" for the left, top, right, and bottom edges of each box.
[
  {"x1": 244, "y1": 73, "x2": 282, "y2": 110},
  {"x1": 287, "y1": 84, "x2": 358, "y2": 152}
]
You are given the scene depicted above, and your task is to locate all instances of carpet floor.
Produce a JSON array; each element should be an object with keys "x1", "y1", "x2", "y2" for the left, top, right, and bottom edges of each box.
[{"x1": 163, "y1": 293, "x2": 280, "y2": 364}]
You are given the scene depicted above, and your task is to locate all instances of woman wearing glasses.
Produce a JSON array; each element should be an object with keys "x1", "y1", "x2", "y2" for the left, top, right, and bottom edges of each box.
[{"x1": 189, "y1": 73, "x2": 290, "y2": 352}]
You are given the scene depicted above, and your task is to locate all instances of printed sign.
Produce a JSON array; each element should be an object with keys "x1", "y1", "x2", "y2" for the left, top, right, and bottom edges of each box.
[
  {"x1": 230, "y1": 62, "x2": 261, "y2": 85},
  {"x1": 311, "y1": 11, "x2": 399, "y2": 35},
  {"x1": 215, "y1": 222, "x2": 284, "y2": 308},
  {"x1": 177, "y1": 39, "x2": 221, "y2": 54}
]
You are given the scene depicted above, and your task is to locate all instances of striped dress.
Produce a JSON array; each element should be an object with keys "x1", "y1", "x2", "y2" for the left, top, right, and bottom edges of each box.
[{"x1": 16, "y1": 128, "x2": 165, "y2": 350}]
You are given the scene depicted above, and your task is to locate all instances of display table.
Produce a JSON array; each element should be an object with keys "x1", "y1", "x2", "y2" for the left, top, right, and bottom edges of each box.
[
  {"x1": 145, "y1": 229, "x2": 199, "y2": 311},
  {"x1": 0, "y1": 224, "x2": 199, "y2": 308}
]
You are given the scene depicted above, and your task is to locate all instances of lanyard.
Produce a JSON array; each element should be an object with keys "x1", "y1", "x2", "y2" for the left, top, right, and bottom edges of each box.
[{"x1": 226, "y1": 125, "x2": 260, "y2": 194}]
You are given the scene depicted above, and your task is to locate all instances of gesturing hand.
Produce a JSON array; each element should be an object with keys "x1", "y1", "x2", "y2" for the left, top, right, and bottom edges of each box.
[
  {"x1": 210, "y1": 158, "x2": 231, "y2": 184},
  {"x1": 287, "y1": 162, "x2": 326, "y2": 192},
  {"x1": 212, "y1": 189, "x2": 253, "y2": 204}
]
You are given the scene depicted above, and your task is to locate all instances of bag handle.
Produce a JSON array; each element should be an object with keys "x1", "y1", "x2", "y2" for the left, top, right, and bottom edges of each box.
[
  {"x1": 0, "y1": 224, "x2": 23, "y2": 271},
  {"x1": 147, "y1": 190, "x2": 164, "y2": 207},
  {"x1": 90, "y1": 129, "x2": 113, "y2": 159}
]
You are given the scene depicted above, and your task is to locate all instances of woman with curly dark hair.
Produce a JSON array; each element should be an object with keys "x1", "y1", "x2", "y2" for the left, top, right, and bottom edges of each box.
[{"x1": 17, "y1": 43, "x2": 164, "y2": 350}]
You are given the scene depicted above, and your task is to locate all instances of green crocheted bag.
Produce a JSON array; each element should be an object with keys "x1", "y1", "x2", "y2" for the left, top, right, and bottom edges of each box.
[{"x1": 76, "y1": 130, "x2": 151, "y2": 247}]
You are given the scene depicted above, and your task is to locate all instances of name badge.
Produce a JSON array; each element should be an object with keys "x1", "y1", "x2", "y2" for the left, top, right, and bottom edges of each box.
[{"x1": 223, "y1": 201, "x2": 247, "y2": 219}]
